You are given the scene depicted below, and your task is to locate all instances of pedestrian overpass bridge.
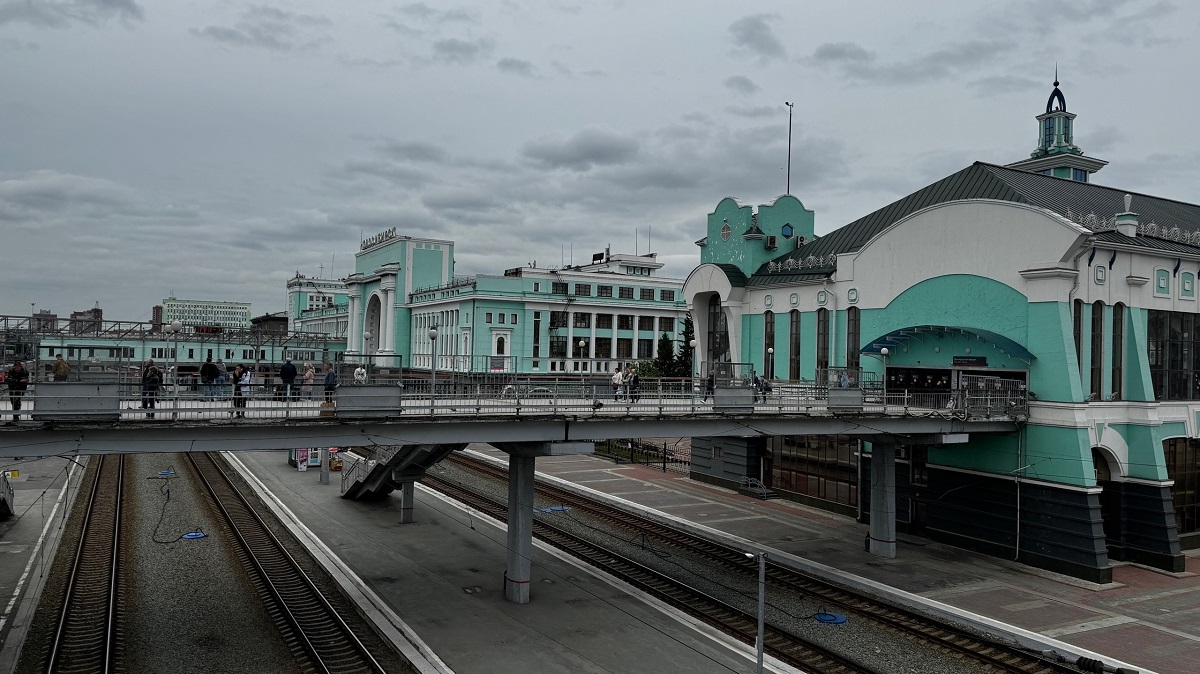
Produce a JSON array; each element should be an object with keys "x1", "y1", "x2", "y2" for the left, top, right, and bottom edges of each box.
[{"x1": 1, "y1": 380, "x2": 1023, "y2": 603}]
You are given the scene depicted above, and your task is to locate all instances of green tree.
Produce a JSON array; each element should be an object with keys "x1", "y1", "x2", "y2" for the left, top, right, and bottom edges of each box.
[
  {"x1": 654, "y1": 333, "x2": 676, "y2": 377},
  {"x1": 675, "y1": 314, "x2": 695, "y2": 377}
]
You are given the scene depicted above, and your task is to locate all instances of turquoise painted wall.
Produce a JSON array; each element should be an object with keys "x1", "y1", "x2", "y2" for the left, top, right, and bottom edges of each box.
[
  {"x1": 356, "y1": 241, "x2": 406, "y2": 275},
  {"x1": 1124, "y1": 307, "x2": 1154, "y2": 402},
  {"x1": 412, "y1": 247, "x2": 445, "y2": 292},
  {"x1": 702, "y1": 196, "x2": 816, "y2": 278}
]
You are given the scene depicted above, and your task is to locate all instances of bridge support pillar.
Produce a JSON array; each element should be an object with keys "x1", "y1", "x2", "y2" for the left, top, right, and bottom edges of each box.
[
  {"x1": 505, "y1": 452, "x2": 535, "y2": 604},
  {"x1": 399, "y1": 481, "x2": 416, "y2": 523},
  {"x1": 869, "y1": 444, "x2": 897, "y2": 559}
]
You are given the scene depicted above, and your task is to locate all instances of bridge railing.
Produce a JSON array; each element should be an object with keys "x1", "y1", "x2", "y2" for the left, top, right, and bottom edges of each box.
[{"x1": 1, "y1": 378, "x2": 1025, "y2": 424}]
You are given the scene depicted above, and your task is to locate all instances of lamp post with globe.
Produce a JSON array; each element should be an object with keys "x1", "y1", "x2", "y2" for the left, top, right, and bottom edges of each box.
[
  {"x1": 163, "y1": 320, "x2": 183, "y2": 418},
  {"x1": 428, "y1": 326, "x2": 438, "y2": 405}
]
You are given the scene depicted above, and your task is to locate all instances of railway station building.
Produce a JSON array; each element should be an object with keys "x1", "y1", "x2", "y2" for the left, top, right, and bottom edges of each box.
[{"x1": 683, "y1": 81, "x2": 1196, "y2": 582}]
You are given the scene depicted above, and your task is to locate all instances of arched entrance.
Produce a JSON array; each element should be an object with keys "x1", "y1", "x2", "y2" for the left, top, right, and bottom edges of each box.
[
  {"x1": 1092, "y1": 446, "x2": 1121, "y2": 552},
  {"x1": 363, "y1": 295, "x2": 382, "y2": 355}
]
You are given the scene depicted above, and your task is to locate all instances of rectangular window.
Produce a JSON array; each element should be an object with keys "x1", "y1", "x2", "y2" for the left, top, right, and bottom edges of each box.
[
  {"x1": 574, "y1": 284, "x2": 591, "y2": 296},
  {"x1": 598, "y1": 285, "x2": 613, "y2": 298},
  {"x1": 573, "y1": 313, "x2": 592, "y2": 328},
  {"x1": 789, "y1": 310, "x2": 801, "y2": 380},
  {"x1": 550, "y1": 311, "x2": 568, "y2": 328},
  {"x1": 595, "y1": 337, "x2": 612, "y2": 358},
  {"x1": 659, "y1": 317, "x2": 674, "y2": 333},
  {"x1": 638, "y1": 339, "x2": 654, "y2": 358},
  {"x1": 499, "y1": 313, "x2": 506, "y2": 324},
  {"x1": 511, "y1": 313, "x2": 518, "y2": 324},
  {"x1": 640, "y1": 288, "x2": 654, "y2": 301},
  {"x1": 486, "y1": 312, "x2": 493, "y2": 324},
  {"x1": 638, "y1": 316, "x2": 654, "y2": 331},
  {"x1": 846, "y1": 307, "x2": 860, "y2": 372},
  {"x1": 533, "y1": 282, "x2": 540, "y2": 292},
  {"x1": 661, "y1": 290, "x2": 675, "y2": 301},
  {"x1": 618, "y1": 315, "x2": 633, "y2": 330},
  {"x1": 597, "y1": 314, "x2": 613, "y2": 329},
  {"x1": 552, "y1": 282, "x2": 568, "y2": 294},
  {"x1": 1073, "y1": 299, "x2": 1084, "y2": 375},
  {"x1": 619, "y1": 287, "x2": 634, "y2": 299},
  {"x1": 1166, "y1": 438, "x2": 1200, "y2": 535},
  {"x1": 549, "y1": 336, "x2": 567, "y2": 357},
  {"x1": 767, "y1": 435, "x2": 859, "y2": 507},
  {"x1": 617, "y1": 338, "x2": 633, "y2": 359},
  {"x1": 909, "y1": 446, "x2": 929, "y2": 486},
  {"x1": 188, "y1": 349, "x2": 194, "y2": 359}
]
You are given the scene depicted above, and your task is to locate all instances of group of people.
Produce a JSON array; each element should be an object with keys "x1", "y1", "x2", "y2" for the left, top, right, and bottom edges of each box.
[
  {"x1": 609, "y1": 366, "x2": 642, "y2": 402},
  {"x1": 139, "y1": 358, "x2": 337, "y2": 419},
  {"x1": 696, "y1": 369, "x2": 773, "y2": 403}
]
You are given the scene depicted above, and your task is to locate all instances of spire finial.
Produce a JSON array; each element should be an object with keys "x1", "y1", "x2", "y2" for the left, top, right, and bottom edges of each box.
[{"x1": 1054, "y1": 63, "x2": 1059, "y2": 88}]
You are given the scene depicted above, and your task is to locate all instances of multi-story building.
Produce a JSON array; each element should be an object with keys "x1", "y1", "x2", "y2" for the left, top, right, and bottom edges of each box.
[
  {"x1": 682, "y1": 80, "x2": 1196, "y2": 582},
  {"x1": 162, "y1": 296, "x2": 251, "y2": 330},
  {"x1": 286, "y1": 273, "x2": 350, "y2": 337}
]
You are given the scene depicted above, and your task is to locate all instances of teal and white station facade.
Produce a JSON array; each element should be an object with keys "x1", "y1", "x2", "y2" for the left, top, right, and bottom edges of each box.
[{"x1": 683, "y1": 81, "x2": 1197, "y2": 582}]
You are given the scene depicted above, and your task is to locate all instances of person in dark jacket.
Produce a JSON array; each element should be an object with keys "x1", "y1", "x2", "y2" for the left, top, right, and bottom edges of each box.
[
  {"x1": 703, "y1": 370, "x2": 715, "y2": 402},
  {"x1": 142, "y1": 364, "x2": 162, "y2": 418},
  {"x1": 199, "y1": 357, "x2": 219, "y2": 401},
  {"x1": 7, "y1": 361, "x2": 29, "y2": 422},
  {"x1": 322, "y1": 362, "x2": 337, "y2": 403},
  {"x1": 279, "y1": 358, "x2": 298, "y2": 400}
]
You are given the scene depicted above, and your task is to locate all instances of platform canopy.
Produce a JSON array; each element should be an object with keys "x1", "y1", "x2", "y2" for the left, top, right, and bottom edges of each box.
[{"x1": 860, "y1": 325, "x2": 1036, "y2": 364}]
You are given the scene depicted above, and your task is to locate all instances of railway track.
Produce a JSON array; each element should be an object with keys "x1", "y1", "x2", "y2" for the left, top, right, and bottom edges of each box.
[
  {"x1": 185, "y1": 452, "x2": 385, "y2": 674},
  {"x1": 424, "y1": 472, "x2": 875, "y2": 674},
  {"x1": 443, "y1": 452, "x2": 1082, "y2": 674},
  {"x1": 47, "y1": 454, "x2": 126, "y2": 674}
]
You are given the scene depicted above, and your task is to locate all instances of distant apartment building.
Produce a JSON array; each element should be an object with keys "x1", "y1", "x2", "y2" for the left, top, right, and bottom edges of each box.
[
  {"x1": 161, "y1": 296, "x2": 251, "y2": 329},
  {"x1": 286, "y1": 273, "x2": 349, "y2": 337}
]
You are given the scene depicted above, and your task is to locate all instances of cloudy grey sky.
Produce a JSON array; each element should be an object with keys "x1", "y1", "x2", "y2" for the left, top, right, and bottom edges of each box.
[{"x1": 2, "y1": 0, "x2": 1197, "y2": 320}]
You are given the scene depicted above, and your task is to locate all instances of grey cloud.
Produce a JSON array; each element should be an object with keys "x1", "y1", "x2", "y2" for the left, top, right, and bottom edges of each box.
[
  {"x1": 966, "y1": 75, "x2": 1041, "y2": 95},
  {"x1": 497, "y1": 57, "x2": 535, "y2": 77},
  {"x1": 723, "y1": 75, "x2": 760, "y2": 94},
  {"x1": 377, "y1": 139, "x2": 448, "y2": 164},
  {"x1": 728, "y1": 14, "x2": 786, "y2": 61},
  {"x1": 522, "y1": 128, "x2": 640, "y2": 171},
  {"x1": 727, "y1": 105, "x2": 777, "y2": 118},
  {"x1": 1083, "y1": 126, "x2": 1123, "y2": 154},
  {"x1": 0, "y1": 37, "x2": 38, "y2": 50},
  {"x1": 192, "y1": 5, "x2": 332, "y2": 52},
  {"x1": 340, "y1": 160, "x2": 434, "y2": 187},
  {"x1": 0, "y1": 0, "x2": 142, "y2": 27},
  {"x1": 810, "y1": 39, "x2": 1014, "y2": 85},
  {"x1": 397, "y1": 3, "x2": 474, "y2": 23},
  {"x1": 432, "y1": 37, "x2": 493, "y2": 64}
]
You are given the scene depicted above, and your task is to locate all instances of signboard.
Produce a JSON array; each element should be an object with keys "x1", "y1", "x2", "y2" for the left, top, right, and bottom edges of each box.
[
  {"x1": 297, "y1": 448, "x2": 309, "y2": 472},
  {"x1": 952, "y1": 356, "x2": 988, "y2": 367}
]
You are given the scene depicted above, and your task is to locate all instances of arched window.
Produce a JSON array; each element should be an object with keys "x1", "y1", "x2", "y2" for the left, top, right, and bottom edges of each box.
[
  {"x1": 816, "y1": 308, "x2": 830, "y2": 372},
  {"x1": 1091, "y1": 301, "x2": 1104, "y2": 399},
  {"x1": 763, "y1": 311, "x2": 775, "y2": 379},
  {"x1": 1112, "y1": 303, "x2": 1125, "y2": 400},
  {"x1": 707, "y1": 295, "x2": 730, "y2": 364},
  {"x1": 846, "y1": 307, "x2": 860, "y2": 372},
  {"x1": 1073, "y1": 299, "x2": 1084, "y2": 376},
  {"x1": 788, "y1": 309, "x2": 801, "y2": 380},
  {"x1": 496, "y1": 336, "x2": 506, "y2": 356}
]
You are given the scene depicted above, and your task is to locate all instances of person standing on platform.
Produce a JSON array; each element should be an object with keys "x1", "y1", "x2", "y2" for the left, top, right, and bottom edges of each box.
[
  {"x1": 627, "y1": 367, "x2": 641, "y2": 402},
  {"x1": 6, "y1": 361, "x2": 29, "y2": 422},
  {"x1": 199, "y1": 357, "x2": 219, "y2": 401},
  {"x1": 231, "y1": 364, "x2": 250, "y2": 418},
  {"x1": 215, "y1": 358, "x2": 229, "y2": 399},
  {"x1": 703, "y1": 370, "x2": 715, "y2": 402},
  {"x1": 611, "y1": 368, "x2": 624, "y2": 401},
  {"x1": 302, "y1": 363, "x2": 315, "y2": 399},
  {"x1": 280, "y1": 358, "x2": 298, "y2": 400},
  {"x1": 322, "y1": 362, "x2": 337, "y2": 403},
  {"x1": 142, "y1": 364, "x2": 162, "y2": 418},
  {"x1": 52, "y1": 354, "x2": 70, "y2": 381}
]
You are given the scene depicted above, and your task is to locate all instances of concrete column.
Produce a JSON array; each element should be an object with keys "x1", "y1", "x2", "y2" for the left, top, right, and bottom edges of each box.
[
  {"x1": 399, "y1": 481, "x2": 415, "y2": 523},
  {"x1": 505, "y1": 452, "x2": 536, "y2": 604},
  {"x1": 381, "y1": 286, "x2": 395, "y2": 355},
  {"x1": 869, "y1": 444, "x2": 897, "y2": 558}
]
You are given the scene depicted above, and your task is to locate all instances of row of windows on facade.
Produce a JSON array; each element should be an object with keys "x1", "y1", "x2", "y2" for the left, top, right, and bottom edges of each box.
[
  {"x1": 44, "y1": 346, "x2": 270, "y2": 361},
  {"x1": 708, "y1": 304, "x2": 860, "y2": 379},
  {"x1": 1152, "y1": 269, "x2": 1198, "y2": 298},
  {"x1": 533, "y1": 336, "x2": 660, "y2": 360},
  {"x1": 417, "y1": 310, "x2": 677, "y2": 333},
  {"x1": 1143, "y1": 308, "x2": 1200, "y2": 402},
  {"x1": 537, "y1": 282, "x2": 675, "y2": 301}
]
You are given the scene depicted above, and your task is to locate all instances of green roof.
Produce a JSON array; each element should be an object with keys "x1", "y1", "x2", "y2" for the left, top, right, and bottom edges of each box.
[{"x1": 748, "y1": 162, "x2": 1200, "y2": 286}]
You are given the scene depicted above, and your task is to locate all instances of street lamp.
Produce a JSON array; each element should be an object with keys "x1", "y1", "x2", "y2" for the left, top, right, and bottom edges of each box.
[
  {"x1": 164, "y1": 320, "x2": 183, "y2": 417},
  {"x1": 578, "y1": 339, "x2": 587, "y2": 383},
  {"x1": 744, "y1": 551, "x2": 766, "y2": 674},
  {"x1": 363, "y1": 331, "x2": 372, "y2": 369},
  {"x1": 428, "y1": 327, "x2": 438, "y2": 399},
  {"x1": 766, "y1": 347, "x2": 774, "y2": 380},
  {"x1": 689, "y1": 338, "x2": 698, "y2": 375},
  {"x1": 785, "y1": 101, "x2": 794, "y2": 196}
]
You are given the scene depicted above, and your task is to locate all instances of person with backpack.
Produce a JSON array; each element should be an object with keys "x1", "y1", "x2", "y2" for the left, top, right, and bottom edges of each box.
[
  {"x1": 279, "y1": 358, "x2": 298, "y2": 400},
  {"x1": 200, "y1": 357, "x2": 219, "y2": 401},
  {"x1": 142, "y1": 363, "x2": 162, "y2": 418},
  {"x1": 6, "y1": 361, "x2": 29, "y2": 422}
]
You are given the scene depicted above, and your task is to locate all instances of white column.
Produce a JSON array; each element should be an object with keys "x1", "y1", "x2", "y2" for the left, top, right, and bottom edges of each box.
[
  {"x1": 346, "y1": 290, "x2": 361, "y2": 355},
  {"x1": 869, "y1": 444, "x2": 897, "y2": 559},
  {"x1": 381, "y1": 286, "x2": 395, "y2": 354}
]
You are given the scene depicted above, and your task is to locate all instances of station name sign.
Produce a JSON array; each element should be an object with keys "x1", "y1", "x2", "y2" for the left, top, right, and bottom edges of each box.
[
  {"x1": 952, "y1": 356, "x2": 988, "y2": 367},
  {"x1": 361, "y1": 227, "x2": 397, "y2": 250}
]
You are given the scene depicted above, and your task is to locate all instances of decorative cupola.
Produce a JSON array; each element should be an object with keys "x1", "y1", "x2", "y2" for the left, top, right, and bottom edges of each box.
[
  {"x1": 1006, "y1": 72, "x2": 1107, "y2": 182},
  {"x1": 1115, "y1": 194, "x2": 1138, "y2": 237}
]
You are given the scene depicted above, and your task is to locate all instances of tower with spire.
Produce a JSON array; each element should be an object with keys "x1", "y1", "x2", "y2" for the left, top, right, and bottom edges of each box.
[{"x1": 1006, "y1": 71, "x2": 1107, "y2": 182}]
